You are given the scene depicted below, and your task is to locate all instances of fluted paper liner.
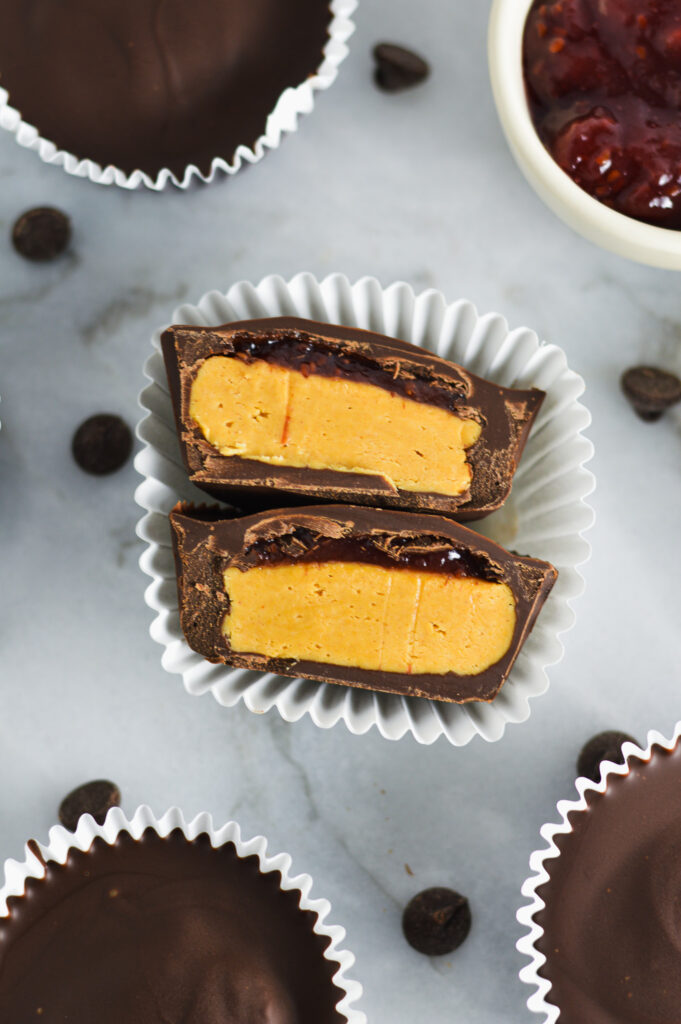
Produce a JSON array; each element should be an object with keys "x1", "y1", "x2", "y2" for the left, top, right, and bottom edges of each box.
[
  {"x1": 0, "y1": 1, "x2": 356, "y2": 190},
  {"x1": 0, "y1": 804, "x2": 365, "y2": 1023},
  {"x1": 517, "y1": 724, "x2": 681, "y2": 1022},
  {"x1": 135, "y1": 272, "x2": 595, "y2": 745}
]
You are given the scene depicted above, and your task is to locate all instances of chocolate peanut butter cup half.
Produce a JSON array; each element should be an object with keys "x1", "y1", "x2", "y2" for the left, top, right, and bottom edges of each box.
[
  {"x1": 0, "y1": 827, "x2": 346, "y2": 1023},
  {"x1": 162, "y1": 317, "x2": 544, "y2": 520},
  {"x1": 169, "y1": 503, "x2": 557, "y2": 703}
]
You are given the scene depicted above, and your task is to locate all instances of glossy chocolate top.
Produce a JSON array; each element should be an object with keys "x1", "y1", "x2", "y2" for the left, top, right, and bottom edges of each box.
[
  {"x1": 0, "y1": 1, "x2": 331, "y2": 176},
  {"x1": 162, "y1": 317, "x2": 544, "y2": 520},
  {"x1": 170, "y1": 503, "x2": 557, "y2": 703},
  {"x1": 536, "y1": 742, "x2": 681, "y2": 1023},
  {"x1": 0, "y1": 828, "x2": 344, "y2": 1023}
]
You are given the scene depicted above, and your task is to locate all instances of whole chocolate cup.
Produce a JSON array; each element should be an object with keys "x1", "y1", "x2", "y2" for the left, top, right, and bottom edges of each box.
[
  {"x1": 0, "y1": 1, "x2": 357, "y2": 190},
  {"x1": 0, "y1": 806, "x2": 366, "y2": 1023},
  {"x1": 517, "y1": 727, "x2": 681, "y2": 1024}
]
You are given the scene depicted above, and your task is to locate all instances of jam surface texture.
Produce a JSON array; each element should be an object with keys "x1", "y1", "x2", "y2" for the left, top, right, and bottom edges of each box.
[{"x1": 524, "y1": 0, "x2": 681, "y2": 228}]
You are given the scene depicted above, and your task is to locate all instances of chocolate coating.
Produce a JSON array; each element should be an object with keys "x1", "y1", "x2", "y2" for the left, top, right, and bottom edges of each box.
[
  {"x1": 169, "y1": 503, "x2": 557, "y2": 703},
  {"x1": 162, "y1": 317, "x2": 544, "y2": 520},
  {"x1": 536, "y1": 742, "x2": 681, "y2": 1024},
  {"x1": 0, "y1": 828, "x2": 344, "y2": 1023},
  {"x1": 0, "y1": 1, "x2": 331, "y2": 176}
]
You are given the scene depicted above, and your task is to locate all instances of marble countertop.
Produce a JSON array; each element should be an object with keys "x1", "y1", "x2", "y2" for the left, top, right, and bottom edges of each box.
[{"x1": 1, "y1": 1, "x2": 680, "y2": 1020}]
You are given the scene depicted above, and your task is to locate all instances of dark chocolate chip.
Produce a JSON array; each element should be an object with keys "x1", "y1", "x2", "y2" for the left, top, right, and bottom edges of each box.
[
  {"x1": 59, "y1": 780, "x2": 121, "y2": 832},
  {"x1": 577, "y1": 730, "x2": 639, "y2": 783},
  {"x1": 71, "y1": 414, "x2": 133, "y2": 475},
  {"x1": 621, "y1": 365, "x2": 681, "y2": 421},
  {"x1": 373, "y1": 43, "x2": 430, "y2": 92},
  {"x1": 402, "y1": 887, "x2": 471, "y2": 956},
  {"x1": 12, "y1": 207, "x2": 71, "y2": 262}
]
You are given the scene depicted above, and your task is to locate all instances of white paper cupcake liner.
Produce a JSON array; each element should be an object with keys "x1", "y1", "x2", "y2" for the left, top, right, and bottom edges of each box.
[
  {"x1": 0, "y1": 804, "x2": 365, "y2": 1023},
  {"x1": 0, "y1": 1, "x2": 356, "y2": 190},
  {"x1": 517, "y1": 724, "x2": 681, "y2": 1022},
  {"x1": 134, "y1": 271, "x2": 595, "y2": 745}
]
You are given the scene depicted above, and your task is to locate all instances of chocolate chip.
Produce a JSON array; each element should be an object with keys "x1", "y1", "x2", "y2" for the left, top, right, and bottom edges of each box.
[
  {"x1": 72, "y1": 414, "x2": 133, "y2": 475},
  {"x1": 59, "y1": 780, "x2": 121, "y2": 832},
  {"x1": 373, "y1": 43, "x2": 430, "y2": 92},
  {"x1": 402, "y1": 887, "x2": 471, "y2": 956},
  {"x1": 577, "y1": 730, "x2": 639, "y2": 783},
  {"x1": 12, "y1": 207, "x2": 71, "y2": 262},
  {"x1": 621, "y1": 365, "x2": 681, "y2": 421}
]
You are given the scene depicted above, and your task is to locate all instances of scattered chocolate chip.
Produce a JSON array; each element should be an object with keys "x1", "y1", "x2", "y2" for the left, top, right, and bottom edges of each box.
[
  {"x1": 12, "y1": 206, "x2": 71, "y2": 262},
  {"x1": 71, "y1": 414, "x2": 133, "y2": 475},
  {"x1": 621, "y1": 365, "x2": 681, "y2": 421},
  {"x1": 373, "y1": 43, "x2": 430, "y2": 92},
  {"x1": 59, "y1": 780, "x2": 121, "y2": 832},
  {"x1": 402, "y1": 887, "x2": 471, "y2": 956},
  {"x1": 577, "y1": 730, "x2": 639, "y2": 783}
]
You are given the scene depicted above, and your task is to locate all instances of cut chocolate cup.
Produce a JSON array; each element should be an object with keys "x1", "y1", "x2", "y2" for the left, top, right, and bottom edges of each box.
[
  {"x1": 162, "y1": 317, "x2": 544, "y2": 520},
  {"x1": 169, "y1": 504, "x2": 557, "y2": 704}
]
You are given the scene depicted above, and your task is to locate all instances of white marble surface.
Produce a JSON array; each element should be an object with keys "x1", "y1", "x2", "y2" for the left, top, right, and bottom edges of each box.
[{"x1": 0, "y1": 1, "x2": 680, "y2": 1021}]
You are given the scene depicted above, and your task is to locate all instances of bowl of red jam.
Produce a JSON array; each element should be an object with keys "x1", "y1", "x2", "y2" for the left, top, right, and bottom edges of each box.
[{"x1": 489, "y1": 0, "x2": 681, "y2": 269}]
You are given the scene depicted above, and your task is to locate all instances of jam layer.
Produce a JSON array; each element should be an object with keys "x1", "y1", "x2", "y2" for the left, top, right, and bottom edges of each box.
[{"x1": 238, "y1": 527, "x2": 503, "y2": 580}]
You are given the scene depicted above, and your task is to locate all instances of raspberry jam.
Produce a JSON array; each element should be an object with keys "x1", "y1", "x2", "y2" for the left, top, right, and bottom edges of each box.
[{"x1": 523, "y1": 0, "x2": 681, "y2": 229}]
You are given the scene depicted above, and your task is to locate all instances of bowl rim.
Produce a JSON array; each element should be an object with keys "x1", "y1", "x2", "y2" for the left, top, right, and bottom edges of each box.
[{"x1": 488, "y1": 0, "x2": 681, "y2": 271}]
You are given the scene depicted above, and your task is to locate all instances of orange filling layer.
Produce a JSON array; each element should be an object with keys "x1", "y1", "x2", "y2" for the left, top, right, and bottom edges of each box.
[
  {"x1": 223, "y1": 561, "x2": 516, "y2": 676},
  {"x1": 190, "y1": 357, "x2": 481, "y2": 496}
]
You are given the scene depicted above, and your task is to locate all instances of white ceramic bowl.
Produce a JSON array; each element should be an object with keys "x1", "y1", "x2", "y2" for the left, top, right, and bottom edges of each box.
[
  {"x1": 135, "y1": 272, "x2": 595, "y2": 747},
  {"x1": 488, "y1": 0, "x2": 681, "y2": 270}
]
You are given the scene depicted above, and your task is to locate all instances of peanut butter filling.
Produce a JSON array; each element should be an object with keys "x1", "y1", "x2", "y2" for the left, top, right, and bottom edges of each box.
[
  {"x1": 223, "y1": 562, "x2": 516, "y2": 676},
  {"x1": 189, "y1": 357, "x2": 482, "y2": 496}
]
